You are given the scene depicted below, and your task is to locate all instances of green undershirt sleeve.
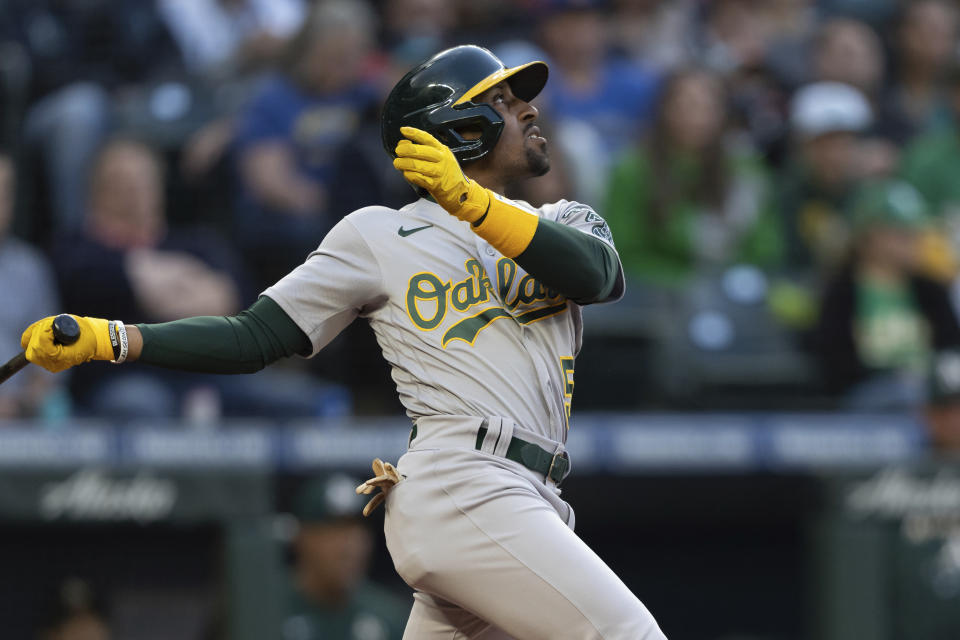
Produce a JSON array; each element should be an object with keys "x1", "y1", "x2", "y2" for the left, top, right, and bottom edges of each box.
[
  {"x1": 514, "y1": 218, "x2": 623, "y2": 305},
  {"x1": 136, "y1": 296, "x2": 312, "y2": 374}
]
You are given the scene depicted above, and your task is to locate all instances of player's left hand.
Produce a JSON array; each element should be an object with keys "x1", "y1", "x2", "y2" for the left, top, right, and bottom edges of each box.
[
  {"x1": 393, "y1": 127, "x2": 490, "y2": 224},
  {"x1": 355, "y1": 458, "x2": 401, "y2": 517}
]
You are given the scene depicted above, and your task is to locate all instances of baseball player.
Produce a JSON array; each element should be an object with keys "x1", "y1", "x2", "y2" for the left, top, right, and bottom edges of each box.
[{"x1": 20, "y1": 46, "x2": 666, "y2": 639}]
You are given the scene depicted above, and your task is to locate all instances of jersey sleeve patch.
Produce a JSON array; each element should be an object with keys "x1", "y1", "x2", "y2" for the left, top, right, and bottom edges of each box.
[{"x1": 557, "y1": 202, "x2": 616, "y2": 248}]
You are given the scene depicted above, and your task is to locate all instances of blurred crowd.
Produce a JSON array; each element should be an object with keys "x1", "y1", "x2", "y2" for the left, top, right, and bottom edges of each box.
[{"x1": 4, "y1": 0, "x2": 960, "y2": 427}]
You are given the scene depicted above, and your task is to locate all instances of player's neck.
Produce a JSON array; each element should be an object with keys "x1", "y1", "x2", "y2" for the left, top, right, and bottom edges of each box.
[{"x1": 463, "y1": 166, "x2": 507, "y2": 197}]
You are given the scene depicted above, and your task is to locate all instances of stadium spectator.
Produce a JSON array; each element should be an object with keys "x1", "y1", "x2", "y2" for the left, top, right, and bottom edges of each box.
[
  {"x1": 779, "y1": 82, "x2": 872, "y2": 275},
  {"x1": 924, "y1": 349, "x2": 960, "y2": 450},
  {"x1": 37, "y1": 577, "x2": 111, "y2": 640},
  {"x1": 283, "y1": 475, "x2": 410, "y2": 640},
  {"x1": 814, "y1": 180, "x2": 960, "y2": 408},
  {"x1": 697, "y1": 0, "x2": 792, "y2": 164},
  {"x1": 698, "y1": 0, "x2": 770, "y2": 75},
  {"x1": 234, "y1": 0, "x2": 379, "y2": 289},
  {"x1": 10, "y1": 0, "x2": 181, "y2": 237},
  {"x1": 608, "y1": 0, "x2": 698, "y2": 72},
  {"x1": 902, "y1": 66, "x2": 960, "y2": 227},
  {"x1": 761, "y1": 0, "x2": 821, "y2": 90},
  {"x1": 157, "y1": 0, "x2": 306, "y2": 80},
  {"x1": 603, "y1": 69, "x2": 781, "y2": 286},
  {"x1": 51, "y1": 137, "x2": 349, "y2": 419},
  {"x1": 809, "y1": 18, "x2": 902, "y2": 176},
  {"x1": 884, "y1": 0, "x2": 959, "y2": 140},
  {"x1": 813, "y1": 19, "x2": 885, "y2": 101},
  {"x1": 895, "y1": 68, "x2": 960, "y2": 283},
  {"x1": 381, "y1": 0, "x2": 458, "y2": 56},
  {"x1": 536, "y1": 0, "x2": 659, "y2": 202},
  {"x1": 0, "y1": 151, "x2": 65, "y2": 420},
  {"x1": 159, "y1": 0, "x2": 309, "y2": 225},
  {"x1": 51, "y1": 138, "x2": 245, "y2": 417},
  {"x1": 327, "y1": 5, "x2": 462, "y2": 219}
]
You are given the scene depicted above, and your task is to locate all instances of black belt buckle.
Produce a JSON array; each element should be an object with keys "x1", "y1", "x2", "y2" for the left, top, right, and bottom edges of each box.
[{"x1": 547, "y1": 450, "x2": 569, "y2": 484}]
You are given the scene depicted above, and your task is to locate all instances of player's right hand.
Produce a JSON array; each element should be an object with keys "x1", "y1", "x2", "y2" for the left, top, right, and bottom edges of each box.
[
  {"x1": 21, "y1": 315, "x2": 115, "y2": 373},
  {"x1": 393, "y1": 126, "x2": 491, "y2": 224}
]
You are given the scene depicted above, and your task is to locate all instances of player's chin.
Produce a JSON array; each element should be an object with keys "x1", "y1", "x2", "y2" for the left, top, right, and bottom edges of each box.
[{"x1": 525, "y1": 144, "x2": 550, "y2": 177}]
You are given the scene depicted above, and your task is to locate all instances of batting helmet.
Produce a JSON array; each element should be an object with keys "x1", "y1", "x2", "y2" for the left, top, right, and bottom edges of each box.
[{"x1": 381, "y1": 45, "x2": 548, "y2": 164}]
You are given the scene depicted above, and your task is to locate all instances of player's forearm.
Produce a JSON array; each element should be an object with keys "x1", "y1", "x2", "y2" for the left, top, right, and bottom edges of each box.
[
  {"x1": 131, "y1": 296, "x2": 311, "y2": 374},
  {"x1": 514, "y1": 219, "x2": 622, "y2": 304}
]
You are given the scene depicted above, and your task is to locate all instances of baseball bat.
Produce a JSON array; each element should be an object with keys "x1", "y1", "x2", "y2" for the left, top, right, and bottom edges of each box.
[{"x1": 0, "y1": 314, "x2": 81, "y2": 385}]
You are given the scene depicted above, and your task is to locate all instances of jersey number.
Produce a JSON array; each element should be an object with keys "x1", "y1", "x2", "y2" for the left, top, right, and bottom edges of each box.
[{"x1": 560, "y1": 357, "x2": 574, "y2": 429}]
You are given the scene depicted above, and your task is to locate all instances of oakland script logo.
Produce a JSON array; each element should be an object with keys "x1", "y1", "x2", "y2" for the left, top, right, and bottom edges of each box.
[{"x1": 405, "y1": 258, "x2": 568, "y2": 346}]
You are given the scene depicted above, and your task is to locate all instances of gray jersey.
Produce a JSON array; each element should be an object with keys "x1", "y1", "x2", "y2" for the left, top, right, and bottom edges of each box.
[{"x1": 263, "y1": 197, "x2": 622, "y2": 443}]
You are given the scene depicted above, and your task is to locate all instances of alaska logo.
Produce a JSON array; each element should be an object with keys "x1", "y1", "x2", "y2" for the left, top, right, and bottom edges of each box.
[{"x1": 406, "y1": 258, "x2": 568, "y2": 347}]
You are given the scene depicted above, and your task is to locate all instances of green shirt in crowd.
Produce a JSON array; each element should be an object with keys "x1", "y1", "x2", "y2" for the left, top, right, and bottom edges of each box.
[
  {"x1": 854, "y1": 276, "x2": 931, "y2": 373},
  {"x1": 602, "y1": 146, "x2": 783, "y2": 286},
  {"x1": 282, "y1": 581, "x2": 410, "y2": 640},
  {"x1": 901, "y1": 126, "x2": 960, "y2": 220}
]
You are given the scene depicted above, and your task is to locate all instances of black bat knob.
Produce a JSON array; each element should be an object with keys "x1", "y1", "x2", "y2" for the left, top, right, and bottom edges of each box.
[{"x1": 52, "y1": 314, "x2": 81, "y2": 346}]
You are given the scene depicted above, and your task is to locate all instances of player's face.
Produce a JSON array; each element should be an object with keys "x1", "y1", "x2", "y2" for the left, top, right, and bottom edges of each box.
[
  {"x1": 476, "y1": 81, "x2": 550, "y2": 179},
  {"x1": 295, "y1": 521, "x2": 372, "y2": 601}
]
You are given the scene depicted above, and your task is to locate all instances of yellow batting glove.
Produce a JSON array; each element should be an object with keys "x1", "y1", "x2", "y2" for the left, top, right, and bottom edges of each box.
[
  {"x1": 393, "y1": 126, "x2": 490, "y2": 224},
  {"x1": 20, "y1": 316, "x2": 117, "y2": 373}
]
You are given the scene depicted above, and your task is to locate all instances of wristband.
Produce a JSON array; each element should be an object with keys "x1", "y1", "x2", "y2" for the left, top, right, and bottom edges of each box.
[
  {"x1": 108, "y1": 320, "x2": 129, "y2": 364},
  {"x1": 470, "y1": 193, "x2": 540, "y2": 258}
]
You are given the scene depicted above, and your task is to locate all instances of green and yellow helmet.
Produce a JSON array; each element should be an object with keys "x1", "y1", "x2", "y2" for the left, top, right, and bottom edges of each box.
[{"x1": 381, "y1": 45, "x2": 548, "y2": 164}]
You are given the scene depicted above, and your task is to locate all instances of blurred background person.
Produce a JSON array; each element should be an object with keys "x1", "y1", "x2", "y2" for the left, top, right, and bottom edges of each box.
[
  {"x1": 814, "y1": 179, "x2": 960, "y2": 409},
  {"x1": 36, "y1": 577, "x2": 111, "y2": 640},
  {"x1": 7, "y1": 0, "x2": 181, "y2": 240},
  {"x1": 779, "y1": 81, "x2": 873, "y2": 277},
  {"x1": 607, "y1": 0, "x2": 699, "y2": 72},
  {"x1": 327, "y1": 0, "x2": 464, "y2": 218},
  {"x1": 884, "y1": 0, "x2": 959, "y2": 140},
  {"x1": 697, "y1": 0, "x2": 794, "y2": 166},
  {"x1": 536, "y1": 0, "x2": 660, "y2": 203},
  {"x1": 812, "y1": 18, "x2": 885, "y2": 99},
  {"x1": 234, "y1": 0, "x2": 379, "y2": 290},
  {"x1": 603, "y1": 69, "x2": 781, "y2": 288},
  {"x1": 51, "y1": 137, "x2": 245, "y2": 418},
  {"x1": 0, "y1": 150, "x2": 64, "y2": 420},
  {"x1": 157, "y1": 0, "x2": 306, "y2": 82},
  {"x1": 380, "y1": 0, "x2": 458, "y2": 57},
  {"x1": 52, "y1": 137, "x2": 349, "y2": 419},
  {"x1": 902, "y1": 66, "x2": 960, "y2": 260},
  {"x1": 809, "y1": 17, "x2": 903, "y2": 176},
  {"x1": 283, "y1": 474, "x2": 409, "y2": 640},
  {"x1": 156, "y1": 0, "x2": 309, "y2": 197},
  {"x1": 924, "y1": 348, "x2": 960, "y2": 451},
  {"x1": 760, "y1": 0, "x2": 821, "y2": 90}
]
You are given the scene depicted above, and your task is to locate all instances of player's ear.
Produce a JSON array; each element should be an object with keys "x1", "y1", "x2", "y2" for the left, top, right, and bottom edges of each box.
[{"x1": 455, "y1": 126, "x2": 483, "y2": 141}]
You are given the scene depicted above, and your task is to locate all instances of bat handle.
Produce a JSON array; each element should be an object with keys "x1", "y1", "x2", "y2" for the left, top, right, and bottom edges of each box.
[
  {"x1": 0, "y1": 352, "x2": 29, "y2": 385},
  {"x1": 52, "y1": 314, "x2": 81, "y2": 346}
]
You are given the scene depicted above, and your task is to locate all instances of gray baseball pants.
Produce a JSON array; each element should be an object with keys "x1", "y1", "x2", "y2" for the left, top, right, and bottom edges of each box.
[{"x1": 384, "y1": 416, "x2": 667, "y2": 639}]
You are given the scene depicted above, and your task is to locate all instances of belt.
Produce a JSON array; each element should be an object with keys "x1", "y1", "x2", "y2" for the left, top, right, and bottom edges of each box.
[
  {"x1": 475, "y1": 425, "x2": 570, "y2": 485},
  {"x1": 408, "y1": 416, "x2": 571, "y2": 485}
]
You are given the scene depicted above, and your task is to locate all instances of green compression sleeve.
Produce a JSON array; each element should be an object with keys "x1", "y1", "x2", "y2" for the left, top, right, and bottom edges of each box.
[
  {"x1": 136, "y1": 296, "x2": 312, "y2": 374},
  {"x1": 513, "y1": 218, "x2": 623, "y2": 305}
]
